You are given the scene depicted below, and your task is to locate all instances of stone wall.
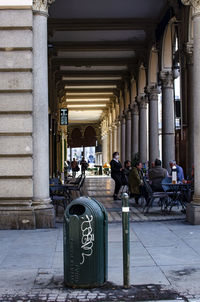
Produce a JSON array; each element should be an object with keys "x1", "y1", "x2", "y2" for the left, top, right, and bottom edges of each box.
[{"x1": 0, "y1": 5, "x2": 35, "y2": 229}]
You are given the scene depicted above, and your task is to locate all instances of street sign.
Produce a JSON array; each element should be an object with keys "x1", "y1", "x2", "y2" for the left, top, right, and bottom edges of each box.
[{"x1": 60, "y1": 108, "x2": 68, "y2": 125}]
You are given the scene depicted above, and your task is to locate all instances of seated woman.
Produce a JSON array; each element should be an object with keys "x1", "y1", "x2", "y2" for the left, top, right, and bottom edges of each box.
[{"x1": 128, "y1": 161, "x2": 146, "y2": 205}]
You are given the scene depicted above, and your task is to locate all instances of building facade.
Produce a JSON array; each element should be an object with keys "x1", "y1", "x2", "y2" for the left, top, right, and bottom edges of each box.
[{"x1": 0, "y1": 0, "x2": 200, "y2": 228}]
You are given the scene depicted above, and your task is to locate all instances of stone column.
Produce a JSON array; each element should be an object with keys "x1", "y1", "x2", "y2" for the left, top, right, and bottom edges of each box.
[
  {"x1": 148, "y1": 85, "x2": 160, "y2": 164},
  {"x1": 182, "y1": 0, "x2": 200, "y2": 224},
  {"x1": 125, "y1": 110, "x2": 132, "y2": 161},
  {"x1": 160, "y1": 71, "x2": 175, "y2": 171},
  {"x1": 117, "y1": 119, "x2": 121, "y2": 155},
  {"x1": 109, "y1": 127, "x2": 112, "y2": 161},
  {"x1": 131, "y1": 103, "x2": 139, "y2": 158},
  {"x1": 113, "y1": 124, "x2": 117, "y2": 152},
  {"x1": 32, "y1": 0, "x2": 55, "y2": 227},
  {"x1": 121, "y1": 115, "x2": 126, "y2": 164},
  {"x1": 70, "y1": 147, "x2": 72, "y2": 162},
  {"x1": 138, "y1": 96, "x2": 148, "y2": 163},
  {"x1": 186, "y1": 43, "x2": 194, "y2": 171},
  {"x1": 102, "y1": 133, "x2": 108, "y2": 164}
]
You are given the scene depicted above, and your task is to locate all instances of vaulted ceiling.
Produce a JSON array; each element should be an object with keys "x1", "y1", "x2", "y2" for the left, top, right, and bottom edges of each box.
[{"x1": 48, "y1": 0, "x2": 168, "y2": 124}]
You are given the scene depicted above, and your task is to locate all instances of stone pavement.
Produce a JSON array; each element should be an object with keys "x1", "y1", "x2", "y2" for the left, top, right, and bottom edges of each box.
[
  {"x1": 1, "y1": 221, "x2": 200, "y2": 301},
  {"x1": 0, "y1": 176, "x2": 200, "y2": 302},
  {"x1": 85, "y1": 176, "x2": 185, "y2": 223}
]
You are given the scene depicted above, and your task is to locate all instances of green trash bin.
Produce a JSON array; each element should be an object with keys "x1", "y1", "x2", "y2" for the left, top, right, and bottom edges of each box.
[{"x1": 63, "y1": 196, "x2": 108, "y2": 288}]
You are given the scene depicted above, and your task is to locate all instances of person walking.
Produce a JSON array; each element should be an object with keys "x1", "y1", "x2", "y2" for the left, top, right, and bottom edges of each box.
[
  {"x1": 71, "y1": 158, "x2": 79, "y2": 178},
  {"x1": 80, "y1": 156, "x2": 88, "y2": 175},
  {"x1": 110, "y1": 152, "x2": 122, "y2": 200}
]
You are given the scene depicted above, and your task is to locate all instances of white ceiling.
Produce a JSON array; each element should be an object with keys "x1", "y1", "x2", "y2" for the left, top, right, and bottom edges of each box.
[{"x1": 68, "y1": 110, "x2": 103, "y2": 123}]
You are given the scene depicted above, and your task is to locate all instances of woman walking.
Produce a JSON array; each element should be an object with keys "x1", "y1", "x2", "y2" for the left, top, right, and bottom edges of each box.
[{"x1": 110, "y1": 152, "x2": 122, "y2": 200}]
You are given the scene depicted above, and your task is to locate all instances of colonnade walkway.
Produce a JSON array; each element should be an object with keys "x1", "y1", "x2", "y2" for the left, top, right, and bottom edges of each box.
[{"x1": 84, "y1": 176, "x2": 185, "y2": 222}]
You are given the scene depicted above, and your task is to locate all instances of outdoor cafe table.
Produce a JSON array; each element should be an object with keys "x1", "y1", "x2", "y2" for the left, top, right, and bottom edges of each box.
[{"x1": 162, "y1": 182, "x2": 191, "y2": 211}]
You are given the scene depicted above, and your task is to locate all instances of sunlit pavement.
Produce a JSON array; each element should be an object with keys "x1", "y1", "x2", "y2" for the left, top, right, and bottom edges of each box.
[
  {"x1": 85, "y1": 176, "x2": 185, "y2": 222},
  {"x1": 0, "y1": 177, "x2": 199, "y2": 301}
]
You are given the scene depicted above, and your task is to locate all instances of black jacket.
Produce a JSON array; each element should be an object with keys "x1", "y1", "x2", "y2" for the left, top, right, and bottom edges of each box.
[{"x1": 110, "y1": 159, "x2": 122, "y2": 178}]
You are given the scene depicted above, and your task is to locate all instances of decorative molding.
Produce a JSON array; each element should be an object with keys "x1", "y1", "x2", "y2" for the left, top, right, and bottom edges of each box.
[
  {"x1": 33, "y1": 0, "x2": 55, "y2": 15},
  {"x1": 125, "y1": 110, "x2": 131, "y2": 120},
  {"x1": 137, "y1": 95, "x2": 148, "y2": 110},
  {"x1": 160, "y1": 70, "x2": 174, "y2": 88},
  {"x1": 131, "y1": 103, "x2": 139, "y2": 115},
  {"x1": 146, "y1": 85, "x2": 161, "y2": 102},
  {"x1": 181, "y1": 0, "x2": 200, "y2": 16}
]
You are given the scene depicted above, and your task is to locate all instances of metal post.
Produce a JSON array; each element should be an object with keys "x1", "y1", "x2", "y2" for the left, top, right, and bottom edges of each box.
[{"x1": 122, "y1": 193, "x2": 130, "y2": 288}]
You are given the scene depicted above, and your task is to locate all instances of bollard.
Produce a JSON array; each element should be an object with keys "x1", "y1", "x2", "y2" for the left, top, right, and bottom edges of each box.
[{"x1": 122, "y1": 193, "x2": 130, "y2": 288}]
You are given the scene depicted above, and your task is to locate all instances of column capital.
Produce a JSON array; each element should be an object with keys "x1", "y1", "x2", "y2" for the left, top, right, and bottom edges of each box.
[
  {"x1": 121, "y1": 115, "x2": 126, "y2": 124},
  {"x1": 131, "y1": 102, "x2": 139, "y2": 115},
  {"x1": 181, "y1": 0, "x2": 200, "y2": 17},
  {"x1": 147, "y1": 85, "x2": 161, "y2": 102},
  {"x1": 33, "y1": 0, "x2": 55, "y2": 15},
  {"x1": 160, "y1": 70, "x2": 174, "y2": 88},
  {"x1": 125, "y1": 110, "x2": 131, "y2": 120},
  {"x1": 137, "y1": 95, "x2": 148, "y2": 109}
]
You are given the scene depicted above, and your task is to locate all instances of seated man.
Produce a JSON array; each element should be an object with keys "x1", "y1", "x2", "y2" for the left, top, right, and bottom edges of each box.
[
  {"x1": 121, "y1": 160, "x2": 131, "y2": 185},
  {"x1": 128, "y1": 161, "x2": 147, "y2": 204},
  {"x1": 169, "y1": 160, "x2": 185, "y2": 183},
  {"x1": 148, "y1": 159, "x2": 168, "y2": 191}
]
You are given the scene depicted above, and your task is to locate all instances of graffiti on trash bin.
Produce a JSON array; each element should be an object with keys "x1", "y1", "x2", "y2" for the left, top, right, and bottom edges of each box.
[{"x1": 80, "y1": 215, "x2": 94, "y2": 265}]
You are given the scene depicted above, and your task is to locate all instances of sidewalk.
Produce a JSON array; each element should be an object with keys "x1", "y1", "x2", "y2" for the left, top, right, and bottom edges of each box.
[
  {"x1": 1, "y1": 220, "x2": 200, "y2": 301},
  {"x1": 0, "y1": 176, "x2": 199, "y2": 302}
]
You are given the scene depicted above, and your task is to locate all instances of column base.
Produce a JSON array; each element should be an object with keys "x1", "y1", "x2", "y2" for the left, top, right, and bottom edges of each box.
[
  {"x1": 0, "y1": 208, "x2": 36, "y2": 230},
  {"x1": 34, "y1": 205, "x2": 55, "y2": 229},
  {"x1": 0, "y1": 200, "x2": 55, "y2": 229},
  {"x1": 186, "y1": 202, "x2": 200, "y2": 225}
]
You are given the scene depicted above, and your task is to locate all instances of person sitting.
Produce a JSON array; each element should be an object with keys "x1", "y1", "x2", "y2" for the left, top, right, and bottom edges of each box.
[
  {"x1": 148, "y1": 159, "x2": 168, "y2": 191},
  {"x1": 121, "y1": 160, "x2": 131, "y2": 186},
  {"x1": 169, "y1": 160, "x2": 185, "y2": 183},
  {"x1": 128, "y1": 161, "x2": 145, "y2": 204}
]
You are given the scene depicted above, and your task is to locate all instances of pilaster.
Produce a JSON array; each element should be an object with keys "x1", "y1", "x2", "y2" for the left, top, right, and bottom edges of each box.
[
  {"x1": 32, "y1": 0, "x2": 55, "y2": 228},
  {"x1": 182, "y1": 0, "x2": 200, "y2": 223}
]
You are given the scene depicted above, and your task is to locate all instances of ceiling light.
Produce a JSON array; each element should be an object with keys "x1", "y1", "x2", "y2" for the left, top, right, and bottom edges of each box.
[
  {"x1": 65, "y1": 85, "x2": 117, "y2": 89},
  {"x1": 66, "y1": 98, "x2": 110, "y2": 102},
  {"x1": 66, "y1": 92, "x2": 114, "y2": 96},
  {"x1": 63, "y1": 77, "x2": 121, "y2": 81},
  {"x1": 67, "y1": 104, "x2": 107, "y2": 108}
]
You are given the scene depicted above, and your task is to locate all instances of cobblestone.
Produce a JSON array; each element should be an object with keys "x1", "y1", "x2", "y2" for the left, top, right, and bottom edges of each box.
[{"x1": 0, "y1": 284, "x2": 184, "y2": 302}]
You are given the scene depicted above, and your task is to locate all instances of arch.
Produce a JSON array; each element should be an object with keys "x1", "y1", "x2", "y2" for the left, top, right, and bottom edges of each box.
[
  {"x1": 148, "y1": 46, "x2": 158, "y2": 85},
  {"x1": 131, "y1": 77, "x2": 137, "y2": 102},
  {"x1": 161, "y1": 18, "x2": 177, "y2": 70},
  {"x1": 138, "y1": 63, "x2": 146, "y2": 95},
  {"x1": 70, "y1": 127, "x2": 82, "y2": 147},
  {"x1": 84, "y1": 126, "x2": 96, "y2": 146}
]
